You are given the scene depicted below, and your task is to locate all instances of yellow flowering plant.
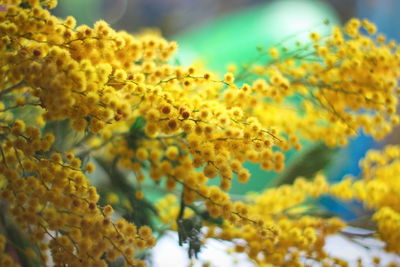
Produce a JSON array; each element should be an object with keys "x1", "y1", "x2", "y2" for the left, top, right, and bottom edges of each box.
[{"x1": 0, "y1": 1, "x2": 399, "y2": 266}]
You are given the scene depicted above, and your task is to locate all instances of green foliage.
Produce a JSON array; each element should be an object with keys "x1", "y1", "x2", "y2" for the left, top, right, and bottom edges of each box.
[
  {"x1": 273, "y1": 142, "x2": 338, "y2": 186},
  {"x1": 126, "y1": 116, "x2": 147, "y2": 150},
  {"x1": 0, "y1": 211, "x2": 40, "y2": 267},
  {"x1": 96, "y1": 157, "x2": 158, "y2": 228}
]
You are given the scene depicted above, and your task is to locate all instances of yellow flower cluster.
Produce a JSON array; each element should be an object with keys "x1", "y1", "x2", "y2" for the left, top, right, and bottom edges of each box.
[
  {"x1": 0, "y1": 120, "x2": 154, "y2": 266},
  {"x1": 205, "y1": 175, "x2": 348, "y2": 266},
  {"x1": 1, "y1": 1, "x2": 400, "y2": 266},
  {"x1": 249, "y1": 19, "x2": 400, "y2": 146},
  {"x1": 373, "y1": 207, "x2": 400, "y2": 254},
  {"x1": 0, "y1": 0, "x2": 178, "y2": 133},
  {"x1": 156, "y1": 175, "x2": 347, "y2": 266},
  {"x1": 156, "y1": 145, "x2": 400, "y2": 265},
  {"x1": 331, "y1": 145, "x2": 400, "y2": 253}
]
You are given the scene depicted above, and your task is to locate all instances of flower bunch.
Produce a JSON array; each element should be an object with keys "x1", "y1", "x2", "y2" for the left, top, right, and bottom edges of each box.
[{"x1": 0, "y1": 1, "x2": 400, "y2": 266}]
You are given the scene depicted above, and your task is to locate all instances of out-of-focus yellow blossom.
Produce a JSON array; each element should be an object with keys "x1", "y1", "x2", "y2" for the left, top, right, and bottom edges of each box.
[
  {"x1": 331, "y1": 145, "x2": 400, "y2": 254},
  {"x1": 156, "y1": 194, "x2": 194, "y2": 230}
]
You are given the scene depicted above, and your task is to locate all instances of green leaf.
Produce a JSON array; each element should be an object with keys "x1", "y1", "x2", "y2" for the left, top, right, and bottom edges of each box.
[
  {"x1": 0, "y1": 211, "x2": 41, "y2": 267},
  {"x1": 95, "y1": 157, "x2": 158, "y2": 228},
  {"x1": 273, "y1": 142, "x2": 338, "y2": 186},
  {"x1": 129, "y1": 116, "x2": 146, "y2": 133},
  {"x1": 126, "y1": 117, "x2": 147, "y2": 150},
  {"x1": 42, "y1": 119, "x2": 83, "y2": 152}
]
